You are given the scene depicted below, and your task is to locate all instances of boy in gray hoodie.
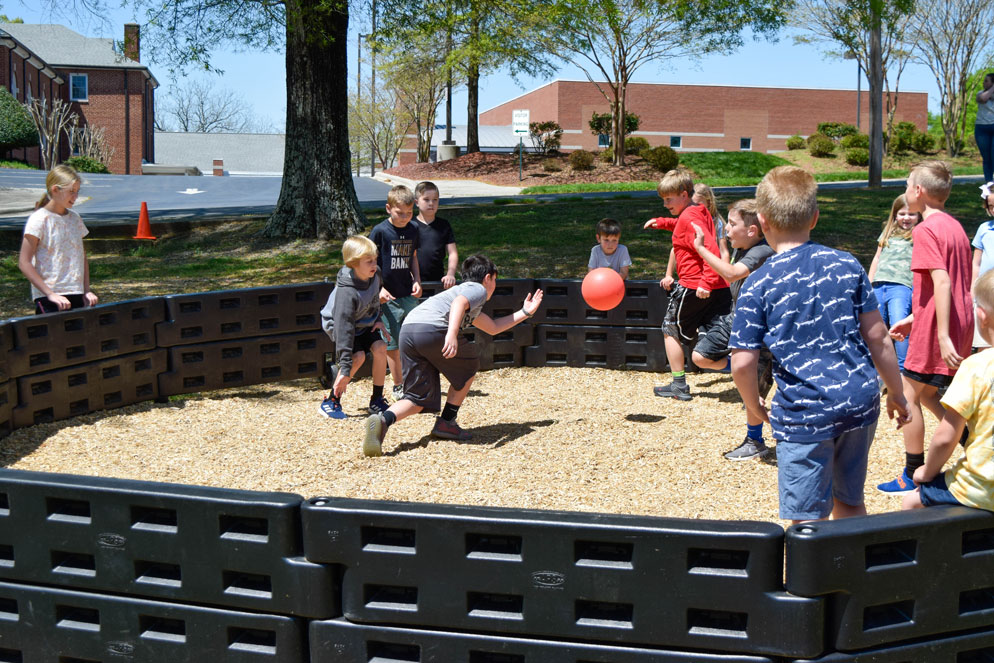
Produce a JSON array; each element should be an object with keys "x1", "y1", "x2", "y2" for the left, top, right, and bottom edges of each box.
[{"x1": 319, "y1": 236, "x2": 390, "y2": 419}]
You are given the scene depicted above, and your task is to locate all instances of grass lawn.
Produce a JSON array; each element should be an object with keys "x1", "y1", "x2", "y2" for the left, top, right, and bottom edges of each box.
[{"x1": 1, "y1": 182, "x2": 987, "y2": 320}]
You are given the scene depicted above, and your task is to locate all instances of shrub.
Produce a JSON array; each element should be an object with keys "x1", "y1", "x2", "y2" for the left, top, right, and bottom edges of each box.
[
  {"x1": 817, "y1": 122, "x2": 858, "y2": 140},
  {"x1": 624, "y1": 136, "x2": 650, "y2": 155},
  {"x1": 65, "y1": 156, "x2": 110, "y2": 173},
  {"x1": 890, "y1": 121, "x2": 918, "y2": 153},
  {"x1": 529, "y1": 120, "x2": 563, "y2": 156},
  {"x1": 808, "y1": 134, "x2": 836, "y2": 158},
  {"x1": 542, "y1": 158, "x2": 561, "y2": 173},
  {"x1": 640, "y1": 145, "x2": 679, "y2": 172},
  {"x1": 911, "y1": 131, "x2": 936, "y2": 154},
  {"x1": 785, "y1": 134, "x2": 805, "y2": 150},
  {"x1": 600, "y1": 147, "x2": 614, "y2": 163},
  {"x1": 806, "y1": 132, "x2": 830, "y2": 146},
  {"x1": 844, "y1": 147, "x2": 870, "y2": 166},
  {"x1": 0, "y1": 87, "x2": 39, "y2": 151},
  {"x1": 840, "y1": 133, "x2": 870, "y2": 150},
  {"x1": 569, "y1": 149, "x2": 595, "y2": 171}
]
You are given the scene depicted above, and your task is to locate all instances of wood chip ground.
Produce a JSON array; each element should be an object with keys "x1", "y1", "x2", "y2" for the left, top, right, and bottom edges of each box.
[{"x1": 1, "y1": 368, "x2": 931, "y2": 528}]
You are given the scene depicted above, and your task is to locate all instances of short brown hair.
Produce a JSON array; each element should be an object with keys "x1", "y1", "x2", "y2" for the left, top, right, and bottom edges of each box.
[
  {"x1": 387, "y1": 185, "x2": 415, "y2": 207},
  {"x1": 415, "y1": 181, "x2": 439, "y2": 197},
  {"x1": 909, "y1": 160, "x2": 952, "y2": 203},
  {"x1": 756, "y1": 166, "x2": 818, "y2": 231},
  {"x1": 656, "y1": 168, "x2": 694, "y2": 197},
  {"x1": 596, "y1": 218, "x2": 621, "y2": 236},
  {"x1": 728, "y1": 198, "x2": 759, "y2": 228}
]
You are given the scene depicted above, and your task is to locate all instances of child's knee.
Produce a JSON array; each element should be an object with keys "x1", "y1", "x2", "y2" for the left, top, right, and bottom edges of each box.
[
  {"x1": 371, "y1": 341, "x2": 387, "y2": 356},
  {"x1": 901, "y1": 489, "x2": 924, "y2": 510}
]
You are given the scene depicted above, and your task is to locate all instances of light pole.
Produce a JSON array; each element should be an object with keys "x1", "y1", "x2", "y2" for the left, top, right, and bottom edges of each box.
[
  {"x1": 844, "y1": 51, "x2": 862, "y2": 130},
  {"x1": 369, "y1": 0, "x2": 377, "y2": 176},
  {"x1": 357, "y1": 33, "x2": 367, "y2": 176}
]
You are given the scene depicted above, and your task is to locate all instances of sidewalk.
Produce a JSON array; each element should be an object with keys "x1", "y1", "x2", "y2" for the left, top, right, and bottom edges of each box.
[
  {"x1": 373, "y1": 172, "x2": 523, "y2": 197},
  {"x1": 0, "y1": 188, "x2": 43, "y2": 216}
]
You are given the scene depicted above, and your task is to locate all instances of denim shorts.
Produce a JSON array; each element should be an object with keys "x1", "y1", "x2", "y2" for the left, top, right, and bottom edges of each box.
[
  {"x1": 919, "y1": 472, "x2": 964, "y2": 507},
  {"x1": 776, "y1": 421, "x2": 877, "y2": 521}
]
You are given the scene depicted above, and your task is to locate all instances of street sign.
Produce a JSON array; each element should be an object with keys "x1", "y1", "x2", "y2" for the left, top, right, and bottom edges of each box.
[{"x1": 512, "y1": 109, "x2": 530, "y2": 135}]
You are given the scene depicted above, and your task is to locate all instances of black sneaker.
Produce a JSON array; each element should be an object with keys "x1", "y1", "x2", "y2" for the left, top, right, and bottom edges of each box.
[
  {"x1": 653, "y1": 381, "x2": 692, "y2": 401},
  {"x1": 723, "y1": 437, "x2": 769, "y2": 461},
  {"x1": 392, "y1": 385, "x2": 404, "y2": 400}
]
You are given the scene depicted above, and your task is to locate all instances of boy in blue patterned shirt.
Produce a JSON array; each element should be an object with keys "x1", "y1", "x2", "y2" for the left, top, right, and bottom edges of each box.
[{"x1": 729, "y1": 166, "x2": 910, "y2": 523}]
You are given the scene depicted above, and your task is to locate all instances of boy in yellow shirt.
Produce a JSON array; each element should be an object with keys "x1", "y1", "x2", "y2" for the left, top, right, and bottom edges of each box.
[{"x1": 904, "y1": 268, "x2": 994, "y2": 512}]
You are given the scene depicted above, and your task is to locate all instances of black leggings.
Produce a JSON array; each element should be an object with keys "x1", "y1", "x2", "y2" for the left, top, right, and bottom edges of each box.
[{"x1": 34, "y1": 294, "x2": 85, "y2": 315}]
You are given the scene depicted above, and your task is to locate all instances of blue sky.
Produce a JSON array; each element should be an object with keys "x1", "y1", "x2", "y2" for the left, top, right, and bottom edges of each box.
[{"x1": 7, "y1": 0, "x2": 943, "y2": 132}]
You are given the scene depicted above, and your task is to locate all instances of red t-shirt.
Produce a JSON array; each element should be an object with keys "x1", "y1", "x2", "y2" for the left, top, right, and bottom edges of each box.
[
  {"x1": 905, "y1": 211, "x2": 974, "y2": 376},
  {"x1": 650, "y1": 204, "x2": 728, "y2": 291}
]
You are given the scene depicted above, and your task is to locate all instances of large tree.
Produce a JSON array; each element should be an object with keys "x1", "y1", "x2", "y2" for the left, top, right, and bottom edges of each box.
[
  {"x1": 122, "y1": 0, "x2": 363, "y2": 239},
  {"x1": 545, "y1": 0, "x2": 787, "y2": 166}
]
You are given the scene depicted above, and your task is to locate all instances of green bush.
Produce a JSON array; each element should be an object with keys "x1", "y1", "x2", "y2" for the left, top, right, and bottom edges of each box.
[
  {"x1": 806, "y1": 132, "x2": 831, "y2": 146},
  {"x1": 529, "y1": 120, "x2": 563, "y2": 156},
  {"x1": 911, "y1": 131, "x2": 936, "y2": 154},
  {"x1": 808, "y1": 134, "x2": 836, "y2": 158},
  {"x1": 543, "y1": 158, "x2": 561, "y2": 173},
  {"x1": 64, "y1": 156, "x2": 110, "y2": 174},
  {"x1": 624, "y1": 136, "x2": 650, "y2": 155},
  {"x1": 640, "y1": 145, "x2": 679, "y2": 172},
  {"x1": 0, "y1": 87, "x2": 39, "y2": 151},
  {"x1": 844, "y1": 147, "x2": 870, "y2": 166},
  {"x1": 569, "y1": 149, "x2": 595, "y2": 171},
  {"x1": 600, "y1": 147, "x2": 614, "y2": 163},
  {"x1": 817, "y1": 122, "x2": 859, "y2": 140},
  {"x1": 840, "y1": 133, "x2": 870, "y2": 150},
  {"x1": 785, "y1": 134, "x2": 805, "y2": 150},
  {"x1": 890, "y1": 121, "x2": 918, "y2": 153}
]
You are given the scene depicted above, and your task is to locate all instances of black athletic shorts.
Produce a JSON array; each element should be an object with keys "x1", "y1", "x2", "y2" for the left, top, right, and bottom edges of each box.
[
  {"x1": 662, "y1": 283, "x2": 732, "y2": 345},
  {"x1": 399, "y1": 323, "x2": 481, "y2": 413}
]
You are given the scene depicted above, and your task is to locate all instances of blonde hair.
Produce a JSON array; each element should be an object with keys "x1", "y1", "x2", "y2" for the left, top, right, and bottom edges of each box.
[
  {"x1": 656, "y1": 168, "x2": 694, "y2": 197},
  {"x1": 879, "y1": 194, "x2": 921, "y2": 247},
  {"x1": 975, "y1": 269, "x2": 994, "y2": 316},
  {"x1": 387, "y1": 185, "x2": 415, "y2": 207},
  {"x1": 909, "y1": 160, "x2": 952, "y2": 203},
  {"x1": 343, "y1": 235, "x2": 377, "y2": 267},
  {"x1": 35, "y1": 164, "x2": 81, "y2": 210},
  {"x1": 756, "y1": 166, "x2": 818, "y2": 231},
  {"x1": 728, "y1": 198, "x2": 760, "y2": 229},
  {"x1": 693, "y1": 183, "x2": 718, "y2": 218}
]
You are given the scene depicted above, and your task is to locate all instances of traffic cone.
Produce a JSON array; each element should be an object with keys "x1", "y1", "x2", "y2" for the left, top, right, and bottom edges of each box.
[{"x1": 133, "y1": 202, "x2": 156, "y2": 240}]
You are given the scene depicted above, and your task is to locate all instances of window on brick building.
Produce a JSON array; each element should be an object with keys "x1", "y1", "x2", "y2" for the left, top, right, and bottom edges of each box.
[
  {"x1": 740, "y1": 137, "x2": 752, "y2": 151},
  {"x1": 669, "y1": 136, "x2": 682, "y2": 149},
  {"x1": 598, "y1": 133, "x2": 610, "y2": 148},
  {"x1": 9, "y1": 71, "x2": 16, "y2": 99},
  {"x1": 70, "y1": 74, "x2": 88, "y2": 102}
]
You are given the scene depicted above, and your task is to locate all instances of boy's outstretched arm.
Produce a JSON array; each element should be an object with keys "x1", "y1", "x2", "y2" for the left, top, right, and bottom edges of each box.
[
  {"x1": 473, "y1": 290, "x2": 544, "y2": 336},
  {"x1": 731, "y1": 349, "x2": 770, "y2": 425},
  {"x1": 859, "y1": 309, "x2": 911, "y2": 427},
  {"x1": 692, "y1": 225, "x2": 750, "y2": 284},
  {"x1": 914, "y1": 409, "x2": 965, "y2": 484},
  {"x1": 931, "y1": 268, "x2": 963, "y2": 369}
]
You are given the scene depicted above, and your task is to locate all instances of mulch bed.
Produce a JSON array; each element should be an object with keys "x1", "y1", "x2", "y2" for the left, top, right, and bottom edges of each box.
[{"x1": 2, "y1": 367, "x2": 926, "y2": 528}]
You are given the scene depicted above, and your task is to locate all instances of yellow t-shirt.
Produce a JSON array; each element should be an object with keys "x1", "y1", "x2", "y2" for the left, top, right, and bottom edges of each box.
[{"x1": 941, "y1": 348, "x2": 994, "y2": 511}]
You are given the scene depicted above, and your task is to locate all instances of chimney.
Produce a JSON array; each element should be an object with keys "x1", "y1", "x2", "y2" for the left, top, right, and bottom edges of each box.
[{"x1": 123, "y1": 23, "x2": 140, "y2": 62}]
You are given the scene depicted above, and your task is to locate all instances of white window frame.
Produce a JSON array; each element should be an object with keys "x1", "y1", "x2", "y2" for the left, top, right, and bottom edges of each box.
[
  {"x1": 669, "y1": 135, "x2": 682, "y2": 149},
  {"x1": 740, "y1": 137, "x2": 752, "y2": 151},
  {"x1": 69, "y1": 73, "x2": 88, "y2": 102}
]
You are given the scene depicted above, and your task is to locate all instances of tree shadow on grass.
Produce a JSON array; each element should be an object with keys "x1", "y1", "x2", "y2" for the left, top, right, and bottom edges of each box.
[{"x1": 386, "y1": 419, "x2": 556, "y2": 456}]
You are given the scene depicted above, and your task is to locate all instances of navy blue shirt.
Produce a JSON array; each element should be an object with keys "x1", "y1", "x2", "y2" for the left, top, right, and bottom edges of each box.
[
  {"x1": 730, "y1": 242, "x2": 880, "y2": 442},
  {"x1": 369, "y1": 219, "x2": 420, "y2": 298}
]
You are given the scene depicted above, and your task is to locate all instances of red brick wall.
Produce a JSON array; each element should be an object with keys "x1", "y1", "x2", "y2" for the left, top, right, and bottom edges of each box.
[{"x1": 0, "y1": 47, "x2": 47, "y2": 167}]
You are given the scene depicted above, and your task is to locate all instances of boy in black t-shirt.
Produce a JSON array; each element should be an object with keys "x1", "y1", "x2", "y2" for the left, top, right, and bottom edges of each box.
[
  {"x1": 414, "y1": 181, "x2": 459, "y2": 289},
  {"x1": 369, "y1": 185, "x2": 422, "y2": 399}
]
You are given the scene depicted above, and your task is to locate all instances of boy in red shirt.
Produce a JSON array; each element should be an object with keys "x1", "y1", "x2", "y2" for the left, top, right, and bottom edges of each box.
[
  {"x1": 880, "y1": 160, "x2": 974, "y2": 492},
  {"x1": 644, "y1": 169, "x2": 730, "y2": 400}
]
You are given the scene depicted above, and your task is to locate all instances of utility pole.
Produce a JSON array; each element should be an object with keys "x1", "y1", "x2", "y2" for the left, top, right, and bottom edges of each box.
[
  {"x1": 370, "y1": 0, "x2": 377, "y2": 176},
  {"x1": 356, "y1": 33, "x2": 365, "y2": 177}
]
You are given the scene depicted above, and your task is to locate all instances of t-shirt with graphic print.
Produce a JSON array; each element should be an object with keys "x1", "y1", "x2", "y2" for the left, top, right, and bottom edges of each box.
[
  {"x1": 730, "y1": 242, "x2": 880, "y2": 443},
  {"x1": 369, "y1": 219, "x2": 421, "y2": 298},
  {"x1": 22, "y1": 207, "x2": 89, "y2": 301}
]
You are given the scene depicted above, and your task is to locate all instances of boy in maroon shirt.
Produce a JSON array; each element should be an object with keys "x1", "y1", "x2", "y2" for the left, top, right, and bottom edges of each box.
[
  {"x1": 880, "y1": 160, "x2": 974, "y2": 492},
  {"x1": 644, "y1": 169, "x2": 730, "y2": 401}
]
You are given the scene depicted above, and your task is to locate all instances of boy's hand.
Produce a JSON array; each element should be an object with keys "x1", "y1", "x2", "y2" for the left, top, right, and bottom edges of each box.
[
  {"x1": 886, "y1": 392, "x2": 912, "y2": 429},
  {"x1": 333, "y1": 372, "x2": 349, "y2": 398},
  {"x1": 373, "y1": 320, "x2": 390, "y2": 342},
  {"x1": 442, "y1": 275, "x2": 456, "y2": 289},
  {"x1": 889, "y1": 316, "x2": 912, "y2": 342},
  {"x1": 643, "y1": 219, "x2": 658, "y2": 230},
  {"x1": 692, "y1": 225, "x2": 705, "y2": 252},
  {"x1": 913, "y1": 464, "x2": 935, "y2": 486},
  {"x1": 660, "y1": 276, "x2": 675, "y2": 290},
  {"x1": 938, "y1": 335, "x2": 964, "y2": 369},
  {"x1": 412, "y1": 281, "x2": 423, "y2": 298},
  {"x1": 442, "y1": 330, "x2": 459, "y2": 358},
  {"x1": 522, "y1": 289, "x2": 544, "y2": 317},
  {"x1": 83, "y1": 291, "x2": 98, "y2": 307},
  {"x1": 744, "y1": 399, "x2": 771, "y2": 425},
  {"x1": 379, "y1": 287, "x2": 395, "y2": 303},
  {"x1": 696, "y1": 286, "x2": 711, "y2": 299}
]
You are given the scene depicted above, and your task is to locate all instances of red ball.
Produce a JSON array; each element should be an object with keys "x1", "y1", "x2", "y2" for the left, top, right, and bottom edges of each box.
[{"x1": 582, "y1": 268, "x2": 625, "y2": 311}]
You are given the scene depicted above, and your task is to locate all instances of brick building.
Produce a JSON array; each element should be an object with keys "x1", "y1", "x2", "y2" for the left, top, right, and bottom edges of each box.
[
  {"x1": 1, "y1": 23, "x2": 158, "y2": 174},
  {"x1": 398, "y1": 79, "x2": 928, "y2": 165}
]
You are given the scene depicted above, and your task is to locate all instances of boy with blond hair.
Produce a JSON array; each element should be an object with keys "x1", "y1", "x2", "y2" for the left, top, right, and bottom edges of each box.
[
  {"x1": 370, "y1": 185, "x2": 423, "y2": 400},
  {"x1": 319, "y1": 236, "x2": 390, "y2": 418},
  {"x1": 644, "y1": 169, "x2": 730, "y2": 401},
  {"x1": 904, "y1": 268, "x2": 994, "y2": 512},
  {"x1": 730, "y1": 166, "x2": 909, "y2": 523},
  {"x1": 880, "y1": 161, "x2": 974, "y2": 492}
]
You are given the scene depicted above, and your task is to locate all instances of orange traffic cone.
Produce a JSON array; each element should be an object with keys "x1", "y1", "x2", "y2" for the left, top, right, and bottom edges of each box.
[{"x1": 134, "y1": 202, "x2": 156, "y2": 240}]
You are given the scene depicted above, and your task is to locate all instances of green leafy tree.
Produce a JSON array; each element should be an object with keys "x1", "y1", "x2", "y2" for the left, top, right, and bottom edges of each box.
[
  {"x1": 588, "y1": 110, "x2": 639, "y2": 143},
  {"x1": 0, "y1": 87, "x2": 38, "y2": 153},
  {"x1": 545, "y1": 0, "x2": 787, "y2": 166}
]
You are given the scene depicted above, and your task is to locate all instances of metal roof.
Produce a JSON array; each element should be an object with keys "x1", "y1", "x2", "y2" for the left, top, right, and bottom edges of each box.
[{"x1": 154, "y1": 132, "x2": 286, "y2": 175}]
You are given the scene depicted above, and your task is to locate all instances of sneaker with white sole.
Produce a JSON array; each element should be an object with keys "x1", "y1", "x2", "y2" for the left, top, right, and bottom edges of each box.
[
  {"x1": 392, "y1": 385, "x2": 404, "y2": 400},
  {"x1": 318, "y1": 394, "x2": 347, "y2": 420},
  {"x1": 723, "y1": 437, "x2": 769, "y2": 461},
  {"x1": 368, "y1": 396, "x2": 390, "y2": 414},
  {"x1": 362, "y1": 414, "x2": 387, "y2": 457},
  {"x1": 653, "y1": 381, "x2": 692, "y2": 401},
  {"x1": 877, "y1": 469, "x2": 915, "y2": 493},
  {"x1": 431, "y1": 417, "x2": 472, "y2": 440}
]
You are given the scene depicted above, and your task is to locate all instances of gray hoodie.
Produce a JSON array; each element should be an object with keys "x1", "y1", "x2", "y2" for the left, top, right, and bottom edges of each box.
[{"x1": 320, "y1": 266, "x2": 382, "y2": 377}]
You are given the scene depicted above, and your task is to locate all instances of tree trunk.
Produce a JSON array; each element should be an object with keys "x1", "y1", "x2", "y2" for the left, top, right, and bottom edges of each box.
[
  {"x1": 466, "y1": 61, "x2": 480, "y2": 153},
  {"x1": 264, "y1": 0, "x2": 365, "y2": 239},
  {"x1": 868, "y1": 1, "x2": 883, "y2": 188},
  {"x1": 613, "y1": 84, "x2": 626, "y2": 167}
]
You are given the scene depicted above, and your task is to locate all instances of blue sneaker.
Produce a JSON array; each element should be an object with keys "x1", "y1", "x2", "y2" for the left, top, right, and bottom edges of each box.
[
  {"x1": 318, "y1": 395, "x2": 347, "y2": 419},
  {"x1": 877, "y1": 469, "x2": 914, "y2": 493},
  {"x1": 368, "y1": 396, "x2": 390, "y2": 414}
]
